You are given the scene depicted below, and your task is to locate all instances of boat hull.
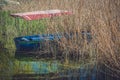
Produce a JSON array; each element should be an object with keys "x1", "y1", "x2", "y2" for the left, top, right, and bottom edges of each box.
[{"x1": 14, "y1": 34, "x2": 62, "y2": 52}]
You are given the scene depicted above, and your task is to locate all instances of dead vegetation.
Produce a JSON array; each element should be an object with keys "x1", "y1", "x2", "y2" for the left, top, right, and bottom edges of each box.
[{"x1": 1, "y1": 0, "x2": 120, "y2": 77}]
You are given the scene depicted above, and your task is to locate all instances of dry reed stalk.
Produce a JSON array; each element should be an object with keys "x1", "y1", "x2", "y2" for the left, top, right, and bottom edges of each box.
[{"x1": 2, "y1": 0, "x2": 120, "y2": 76}]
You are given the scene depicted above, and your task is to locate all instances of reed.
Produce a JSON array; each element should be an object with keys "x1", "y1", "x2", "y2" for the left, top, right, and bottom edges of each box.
[{"x1": 1, "y1": 0, "x2": 120, "y2": 77}]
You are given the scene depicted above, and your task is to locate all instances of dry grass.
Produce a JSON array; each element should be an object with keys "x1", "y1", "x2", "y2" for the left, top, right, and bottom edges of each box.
[{"x1": 1, "y1": 0, "x2": 120, "y2": 77}]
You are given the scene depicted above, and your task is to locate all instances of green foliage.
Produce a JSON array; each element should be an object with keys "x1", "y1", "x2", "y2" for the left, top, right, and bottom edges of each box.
[{"x1": 0, "y1": 11, "x2": 47, "y2": 49}]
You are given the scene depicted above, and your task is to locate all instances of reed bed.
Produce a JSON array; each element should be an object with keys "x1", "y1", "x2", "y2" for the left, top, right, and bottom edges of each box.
[{"x1": 0, "y1": 0, "x2": 120, "y2": 78}]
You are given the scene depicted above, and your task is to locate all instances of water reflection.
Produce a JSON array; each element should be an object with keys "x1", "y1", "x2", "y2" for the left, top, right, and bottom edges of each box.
[
  {"x1": 0, "y1": 49, "x2": 97, "y2": 80},
  {"x1": 13, "y1": 60, "x2": 61, "y2": 74}
]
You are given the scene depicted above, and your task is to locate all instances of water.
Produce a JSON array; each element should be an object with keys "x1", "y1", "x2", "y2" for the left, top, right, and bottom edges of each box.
[
  {"x1": 0, "y1": 49, "x2": 98, "y2": 80},
  {"x1": 0, "y1": 43, "x2": 119, "y2": 80}
]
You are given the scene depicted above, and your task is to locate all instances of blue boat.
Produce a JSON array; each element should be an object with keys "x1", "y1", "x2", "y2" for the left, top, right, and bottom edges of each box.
[
  {"x1": 14, "y1": 34, "x2": 62, "y2": 52},
  {"x1": 14, "y1": 32, "x2": 92, "y2": 52}
]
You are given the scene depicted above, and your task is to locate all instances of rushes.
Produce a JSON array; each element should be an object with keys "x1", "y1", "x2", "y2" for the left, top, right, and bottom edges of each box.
[{"x1": 0, "y1": 0, "x2": 120, "y2": 76}]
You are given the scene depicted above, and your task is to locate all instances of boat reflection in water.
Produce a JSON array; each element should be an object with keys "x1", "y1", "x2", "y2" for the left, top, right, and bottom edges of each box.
[{"x1": 12, "y1": 55, "x2": 97, "y2": 80}]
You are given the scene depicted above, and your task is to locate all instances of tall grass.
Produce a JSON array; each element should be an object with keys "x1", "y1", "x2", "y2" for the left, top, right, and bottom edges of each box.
[
  {"x1": 1, "y1": 0, "x2": 120, "y2": 77},
  {"x1": 0, "y1": 11, "x2": 47, "y2": 49}
]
